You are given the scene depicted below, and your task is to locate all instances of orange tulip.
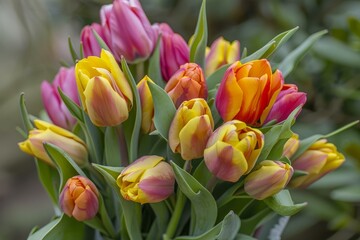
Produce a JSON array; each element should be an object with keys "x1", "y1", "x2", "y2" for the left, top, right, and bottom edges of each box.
[{"x1": 215, "y1": 59, "x2": 283, "y2": 126}]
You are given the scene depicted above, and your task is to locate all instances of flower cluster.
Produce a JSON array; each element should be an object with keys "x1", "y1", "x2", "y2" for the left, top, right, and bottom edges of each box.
[{"x1": 18, "y1": 0, "x2": 354, "y2": 239}]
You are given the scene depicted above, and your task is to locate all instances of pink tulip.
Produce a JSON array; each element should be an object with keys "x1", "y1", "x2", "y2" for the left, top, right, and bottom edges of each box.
[
  {"x1": 80, "y1": 23, "x2": 106, "y2": 57},
  {"x1": 155, "y1": 23, "x2": 190, "y2": 81},
  {"x1": 265, "y1": 84, "x2": 307, "y2": 124},
  {"x1": 100, "y1": 0, "x2": 157, "y2": 63},
  {"x1": 41, "y1": 67, "x2": 79, "y2": 130}
]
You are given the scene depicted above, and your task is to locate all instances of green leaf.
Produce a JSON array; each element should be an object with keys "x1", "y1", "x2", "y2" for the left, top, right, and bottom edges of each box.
[
  {"x1": 261, "y1": 26, "x2": 299, "y2": 58},
  {"x1": 43, "y1": 143, "x2": 86, "y2": 190},
  {"x1": 147, "y1": 36, "x2": 165, "y2": 88},
  {"x1": 28, "y1": 214, "x2": 85, "y2": 240},
  {"x1": 92, "y1": 164, "x2": 142, "y2": 240},
  {"x1": 148, "y1": 81, "x2": 176, "y2": 141},
  {"x1": 170, "y1": 162, "x2": 217, "y2": 236},
  {"x1": 175, "y1": 211, "x2": 240, "y2": 240},
  {"x1": 19, "y1": 93, "x2": 34, "y2": 132},
  {"x1": 121, "y1": 58, "x2": 142, "y2": 163},
  {"x1": 291, "y1": 120, "x2": 359, "y2": 160},
  {"x1": 35, "y1": 159, "x2": 60, "y2": 211},
  {"x1": 206, "y1": 64, "x2": 230, "y2": 90},
  {"x1": 68, "y1": 37, "x2": 79, "y2": 63},
  {"x1": 331, "y1": 185, "x2": 360, "y2": 202},
  {"x1": 256, "y1": 215, "x2": 290, "y2": 240},
  {"x1": 92, "y1": 164, "x2": 123, "y2": 180},
  {"x1": 58, "y1": 88, "x2": 84, "y2": 122},
  {"x1": 241, "y1": 41, "x2": 275, "y2": 63},
  {"x1": 82, "y1": 113, "x2": 104, "y2": 164},
  {"x1": 258, "y1": 107, "x2": 300, "y2": 162},
  {"x1": 92, "y1": 29, "x2": 110, "y2": 51},
  {"x1": 104, "y1": 127, "x2": 122, "y2": 167},
  {"x1": 313, "y1": 37, "x2": 360, "y2": 68},
  {"x1": 189, "y1": 0, "x2": 208, "y2": 68},
  {"x1": 278, "y1": 30, "x2": 327, "y2": 77},
  {"x1": 235, "y1": 234, "x2": 257, "y2": 240},
  {"x1": 240, "y1": 206, "x2": 272, "y2": 235},
  {"x1": 147, "y1": 202, "x2": 170, "y2": 240},
  {"x1": 348, "y1": 17, "x2": 360, "y2": 38},
  {"x1": 263, "y1": 190, "x2": 307, "y2": 216}
]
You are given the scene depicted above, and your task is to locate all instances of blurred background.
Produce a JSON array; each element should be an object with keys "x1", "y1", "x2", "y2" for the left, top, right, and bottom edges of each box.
[{"x1": 1, "y1": 0, "x2": 360, "y2": 239}]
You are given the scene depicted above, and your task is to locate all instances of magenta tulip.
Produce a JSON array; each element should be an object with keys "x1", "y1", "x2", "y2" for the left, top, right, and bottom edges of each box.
[{"x1": 80, "y1": 23, "x2": 106, "y2": 57}]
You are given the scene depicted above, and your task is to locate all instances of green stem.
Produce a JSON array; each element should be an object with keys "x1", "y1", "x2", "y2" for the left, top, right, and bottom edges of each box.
[
  {"x1": 136, "y1": 61, "x2": 145, "y2": 81},
  {"x1": 163, "y1": 189, "x2": 186, "y2": 239},
  {"x1": 216, "y1": 179, "x2": 244, "y2": 208}
]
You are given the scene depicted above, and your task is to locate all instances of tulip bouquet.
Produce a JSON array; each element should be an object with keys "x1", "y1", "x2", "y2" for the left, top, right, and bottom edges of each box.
[{"x1": 18, "y1": 0, "x2": 358, "y2": 239}]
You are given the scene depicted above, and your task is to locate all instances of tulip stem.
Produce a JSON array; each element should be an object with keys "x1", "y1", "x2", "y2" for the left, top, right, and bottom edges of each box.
[
  {"x1": 163, "y1": 189, "x2": 187, "y2": 239},
  {"x1": 136, "y1": 62, "x2": 144, "y2": 81},
  {"x1": 116, "y1": 125, "x2": 129, "y2": 166}
]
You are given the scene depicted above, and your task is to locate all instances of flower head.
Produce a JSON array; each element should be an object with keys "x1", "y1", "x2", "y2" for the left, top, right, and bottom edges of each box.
[
  {"x1": 169, "y1": 98, "x2": 214, "y2": 160},
  {"x1": 41, "y1": 67, "x2": 79, "y2": 130},
  {"x1": 75, "y1": 49, "x2": 133, "y2": 126},
  {"x1": 117, "y1": 155, "x2": 175, "y2": 204},
  {"x1": 244, "y1": 160, "x2": 293, "y2": 200},
  {"x1": 60, "y1": 176, "x2": 99, "y2": 221},
  {"x1": 18, "y1": 120, "x2": 88, "y2": 166},
  {"x1": 290, "y1": 139, "x2": 345, "y2": 188},
  {"x1": 165, "y1": 63, "x2": 207, "y2": 108},
  {"x1": 80, "y1": 23, "x2": 106, "y2": 58},
  {"x1": 204, "y1": 120, "x2": 264, "y2": 182},
  {"x1": 215, "y1": 60, "x2": 283, "y2": 126},
  {"x1": 137, "y1": 76, "x2": 155, "y2": 133}
]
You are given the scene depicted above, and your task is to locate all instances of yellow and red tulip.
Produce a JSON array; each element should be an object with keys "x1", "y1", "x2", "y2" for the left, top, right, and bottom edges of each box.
[
  {"x1": 165, "y1": 63, "x2": 207, "y2": 108},
  {"x1": 290, "y1": 139, "x2": 345, "y2": 188},
  {"x1": 18, "y1": 120, "x2": 88, "y2": 166},
  {"x1": 244, "y1": 160, "x2": 293, "y2": 200},
  {"x1": 204, "y1": 120, "x2": 264, "y2": 182},
  {"x1": 169, "y1": 98, "x2": 214, "y2": 160},
  {"x1": 117, "y1": 155, "x2": 175, "y2": 204},
  {"x1": 205, "y1": 36, "x2": 240, "y2": 77},
  {"x1": 137, "y1": 76, "x2": 155, "y2": 134},
  {"x1": 75, "y1": 49, "x2": 133, "y2": 127},
  {"x1": 59, "y1": 176, "x2": 99, "y2": 221},
  {"x1": 215, "y1": 59, "x2": 283, "y2": 127},
  {"x1": 282, "y1": 133, "x2": 300, "y2": 159}
]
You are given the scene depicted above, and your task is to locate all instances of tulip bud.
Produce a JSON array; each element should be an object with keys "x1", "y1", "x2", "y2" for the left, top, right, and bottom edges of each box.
[
  {"x1": 165, "y1": 63, "x2": 207, "y2": 108},
  {"x1": 215, "y1": 60, "x2": 283, "y2": 127},
  {"x1": 100, "y1": 0, "x2": 157, "y2": 63},
  {"x1": 265, "y1": 84, "x2": 307, "y2": 124},
  {"x1": 204, "y1": 120, "x2": 264, "y2": 182},
  {"x1": 59, "y1": 176, "x2": 99, "y2": 221},
  {"x1": 169, "y1": 98, "x2": 214, "y2": 160},
  {"x1": 137, "y1": 76, "x2": 155, "y2": 133},
  {"x1": 205, "y1": 37, "x2": 240, "y2": 77},
  {"x1": 244, "y1": 160, "x2": 294, "y2": 200},
  {"x1": 41, "y1": 67, "x2": 79, "y2": 130},
  {"x1": 117, "y1": 155, "x2": 175, "y2": 204},
  {"x1": 18, "y1": 120, "x2": 88, "y2": 166},
  {"x1": 80, "y1": 23, "x2": 106, "y2": 58},
  {"x1": 155, "y1": 23, "x2": 190, "y2": 81},
  {"x1": 75, "y1": 49, "x2": 133, "y2": 126},
  {"x1": 290, "y1": 139, "x2": 345, "y2": 188},
  {"x1": 282, "y1": 133, "x2": 300, "y2": 159}
]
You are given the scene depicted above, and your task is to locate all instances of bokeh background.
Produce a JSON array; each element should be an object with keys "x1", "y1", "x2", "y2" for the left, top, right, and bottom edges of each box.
[{"x1": 1, "y1": 0, "x2": 360, "y2": 239}]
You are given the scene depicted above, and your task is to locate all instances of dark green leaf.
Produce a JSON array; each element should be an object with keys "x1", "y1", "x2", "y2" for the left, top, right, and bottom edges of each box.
[
  {"x1": 189, "y1": 0, "x2": 208, "y2": 68},
  {"x1": 148, "y1": 81, "x2": 176, "y2": 141},
  {"x1": 147, "y1": 202, "x2": 170, "y2": 240},
  {"x1": 43, "y1": 143, "x2": 86, "y2": 190},
  {"x1": 58, "y1": 88, "x2": 84, "y2": 122},
  {"x1": 278, "y1": 30, "x2": 328, "y2": 77},
  {"x1": 104, "y1": 127, "x2": 122, "y2": 167},
  {"x1": 170, "y1": 162, "x2": 217, "y2": 236},
  {"x1": 28, "y1": 214, "x2": 85, "y2": 240},
  {"x1": 240, "y1": 207, "x2": 272, "y2": 235},
  {"x1": 121, "y1": 58, "x2": 142, "y2": 163},
  {"x1": 348, "y1": 17, "x2": 360, "y2": 38},
  {"x1": 175, "y1": 211, "x2": 240, "y2": 240},
  {"x1": 92, "y1": 164, "x2": 142, "y2": 240},
  {"x1": 264, "y1": 190, "x2": 307, "y2": 216},
  {"x1": 82, "y1": 113, "x2": 104, "y2": 164}
]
